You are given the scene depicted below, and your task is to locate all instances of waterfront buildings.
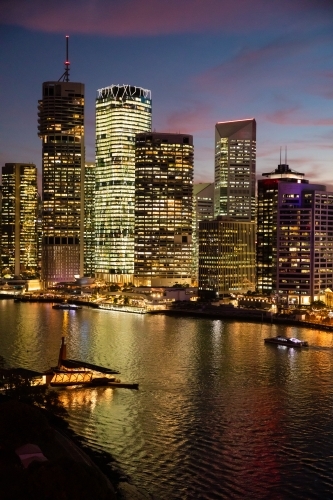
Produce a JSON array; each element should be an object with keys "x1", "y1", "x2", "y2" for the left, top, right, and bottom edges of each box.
[
  {"x1": 95, "y1": 85, "x2": 152, "y2": 284},
  {"x1": 198, "y1": 217, "x2": 256, "y2": 298},
  {"x1": 134, "y1": 132, "x2": 194, "y2": 287},
  {"x1": 214, "y1": 119, "x2": 256, "y2": 221},
  {"x1": 83, "y1": 161, "x2": 95, "y2": 277},
  {"x1": 0, "y1": 163, "x2": 38, "y2": 277},
  {"x1": 257, "y1": 163, "x2": 333, "y2": 304},
  {"x1": 192, "y1": 183, "x2": 214, "y2": 284},
  {"x1": 38, "y1": 58, "x2": 85, "y2": 287}
]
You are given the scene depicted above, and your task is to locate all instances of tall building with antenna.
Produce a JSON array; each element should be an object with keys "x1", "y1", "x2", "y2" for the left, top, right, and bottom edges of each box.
[
  {"x1": 38, "y1": 37, "x2": 85, "y2": 288},
  {"x1": 95, "y1": 84, "x2": 152, "y2": 284}
]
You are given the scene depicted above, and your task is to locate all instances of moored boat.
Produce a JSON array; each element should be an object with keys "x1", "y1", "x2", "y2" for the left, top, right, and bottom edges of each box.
[{"x1": 264, "y1": 336, "x2": 308, "y2": 347}]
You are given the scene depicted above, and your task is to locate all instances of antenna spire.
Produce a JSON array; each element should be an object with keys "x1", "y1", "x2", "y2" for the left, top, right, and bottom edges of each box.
[{"x1": 58, "y1": 35, "x2": 70, "y2": 82}]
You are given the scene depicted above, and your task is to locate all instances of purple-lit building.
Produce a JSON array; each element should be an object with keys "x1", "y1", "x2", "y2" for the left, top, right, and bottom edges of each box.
[{"x1": 257, "y1": 164, "x2": 333, "y2": 305}]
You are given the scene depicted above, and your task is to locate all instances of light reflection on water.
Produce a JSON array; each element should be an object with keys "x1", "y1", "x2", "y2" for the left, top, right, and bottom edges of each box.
[{"x1": 1, "y1": 301, "x2": 333, "y2": 498}]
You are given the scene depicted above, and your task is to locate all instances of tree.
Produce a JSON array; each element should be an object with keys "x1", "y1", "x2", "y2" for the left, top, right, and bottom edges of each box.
[{"x1": 311, "y1": 300, "x2": 326, "y2": 310}]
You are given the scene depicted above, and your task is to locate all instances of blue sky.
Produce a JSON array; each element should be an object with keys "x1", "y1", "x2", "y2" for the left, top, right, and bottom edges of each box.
[{"x1": 0, "y1": 0, "x2": 332, "y2": 188}]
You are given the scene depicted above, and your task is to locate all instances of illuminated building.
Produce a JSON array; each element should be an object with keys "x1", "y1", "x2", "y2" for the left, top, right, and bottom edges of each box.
[
  {"x1": 198, "y1": 217, "x2": 256, "y2": 298},
  {"x1": 95, "y1": 85, "x2": 152, "y2": 283},
  {"x1": 192, "y1": 183, "x2": 214, "y2": 284},
  {"x1": 134, "y1": 132, "x2": 194, "y2": 287},
  {"x1": 257, "y1": 163, "x2": 333, "y2": 304},
  {"x1": 38, "y1": 38, "x2": 84, "y2": 288},
  {"x1": 1, "y1": 163, "x2": 38, "y2": 277},
  {"x1": 83, "y1": 162, "x2": 95, "y2": 277},
  {"x1": 214, "y1": 119, "x2": 256, "y2": 221}
]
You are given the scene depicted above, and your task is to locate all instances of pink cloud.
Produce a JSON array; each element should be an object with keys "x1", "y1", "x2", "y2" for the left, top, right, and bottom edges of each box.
[
  {"x1": 160, "y1": 102, "x2": 214, "y2": 134},
  {"x1": 265, "y1": 107, "x2": 333, "y2": 126},
  {"x1": 0, "y1": 0, "x2": 326, "y2": 37}
]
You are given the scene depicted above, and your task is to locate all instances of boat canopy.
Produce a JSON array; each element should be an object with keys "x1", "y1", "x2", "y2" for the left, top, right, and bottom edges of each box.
[{"x1": 61, "y1": 359, "x2": 120, "y2": 374}]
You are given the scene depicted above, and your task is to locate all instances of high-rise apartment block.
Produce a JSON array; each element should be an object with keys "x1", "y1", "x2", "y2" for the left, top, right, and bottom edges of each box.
[
  {"x1": 134, "y1": 132, "x2": 194, "y2": 287},
  {"x1": 214, "y1": 119, "x2": 256, "y2": 221},
  {"x1": 1, "y1": 163, "x2": 38, "y2": 277},
  {"x1": 95, "y1": 85, "x2": 152, "y2": 283},
  {"x1": 198, "y1": 217, "x2": 256, "y2": 297},
  {"x1": 38, "y1": 71, "x2": 85, "y2": 288},
  {"x1": 257, "y1": 163, "x2": 333, "y2": 304}
]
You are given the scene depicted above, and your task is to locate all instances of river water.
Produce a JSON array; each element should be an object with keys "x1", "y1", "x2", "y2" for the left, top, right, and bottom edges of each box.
[{"x1": 1, "y1": 300, "x2": 333, "y2": 499}]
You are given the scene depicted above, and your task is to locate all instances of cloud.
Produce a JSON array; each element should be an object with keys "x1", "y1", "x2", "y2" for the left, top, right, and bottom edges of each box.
[
  {"x1": 160, "y1": 102, "x2": 214, "y2": 134},
  {"x1": 265, "y1": 106, "x2": 333, "y2": 126},
  {"x1": 0, "y1": 0, "x2": 331, "y2": 37}
]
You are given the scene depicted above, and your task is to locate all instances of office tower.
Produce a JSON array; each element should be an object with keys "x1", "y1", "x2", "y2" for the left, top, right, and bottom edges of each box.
[
  {"x1": 257, "y1": 163, "x2": 333, "y2": 304},
  {"x1": 1, "y1": 163, "x2": 38, "y2": 277},
  {"x1": 83, "y1": 162, "x2": 95, "y2": 277},
  {"x1": 95, "y1": 85, "x2": 152, "y2": 283},
  {"x1": 198, "y1": 217, "x2": 256, "y2": 298},
  {"x1": 38, "y1": 39, "x2": 85, "y2": 288},
  {"x1": 134, "y1": 132, "x2": 194, "y2": 287},
  {"x1": 192, "y1": 183, "x2": 214, "y2": 284},
  {"x1": 214, "y1": 119, "x2": 256, "y2": 221}
]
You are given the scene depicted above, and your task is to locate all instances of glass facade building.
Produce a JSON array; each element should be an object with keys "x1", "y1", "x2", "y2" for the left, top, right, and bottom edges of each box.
[
  {"x1": 38, "y1": 81, "x2": 84, "y2": 288},
  {"x1": 134, "y1": 133, "x2": 194, "y2": 287},
  {"x1": 214, "y1": 119, "x2": 256, "y2": 221},
  {"x1": 198, "y1": 217, "x2": 256, "y2": 298},
  {"x1": 257, "y1": 163, "x2": 333, "y2": 304},
  {"x1": 95, "y1": 85, "x2": 152, "y2": 283},
  {"x1": 192, "y1": 183, "x2": 214, "y2": 284},
  {"x1": 1, "y1": 163, "x2": 38, "y2": 277},
  {"x1": 83, "y1": 161, "x2": 95, "y2": 277}
]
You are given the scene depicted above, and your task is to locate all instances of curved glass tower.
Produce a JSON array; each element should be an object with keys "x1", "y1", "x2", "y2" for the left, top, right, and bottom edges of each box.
[{"x1": 95, "y1": 84, "x2": 152, "y2": 283}]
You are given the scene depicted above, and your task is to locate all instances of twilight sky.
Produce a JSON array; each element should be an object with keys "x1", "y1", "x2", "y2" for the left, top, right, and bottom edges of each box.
[{"x1": 0, "y1": 0, "x2": 332, "y2": 188}]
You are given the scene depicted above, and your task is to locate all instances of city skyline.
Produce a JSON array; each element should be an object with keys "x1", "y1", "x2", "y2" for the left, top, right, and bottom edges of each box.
[{"x1": 1, "y1": 0, "x2": 332, "y2": 189}]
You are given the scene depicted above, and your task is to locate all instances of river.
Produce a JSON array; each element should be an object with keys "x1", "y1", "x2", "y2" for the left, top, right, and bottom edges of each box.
[{"x1": 1, "y1": 300, "x2": 333, "y2": 499}]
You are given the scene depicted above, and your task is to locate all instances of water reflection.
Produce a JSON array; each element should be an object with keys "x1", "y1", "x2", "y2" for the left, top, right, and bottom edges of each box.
[{"x1": 1, "y1": 302, "x2": 333, "y2": 498}]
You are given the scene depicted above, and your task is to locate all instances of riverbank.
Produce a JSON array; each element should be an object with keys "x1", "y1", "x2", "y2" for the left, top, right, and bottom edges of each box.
[
  {"x1": 0, "y1": 396, "x2": 154, "y2": 500},
  {"x1": 158, "y1": 305, "x2": 333, "y2": 332}
]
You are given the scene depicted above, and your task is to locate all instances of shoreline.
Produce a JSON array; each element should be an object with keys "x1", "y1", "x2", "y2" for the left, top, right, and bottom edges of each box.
[{"x1": 10, "y1": 296, "x2": 333, "y2": 333}]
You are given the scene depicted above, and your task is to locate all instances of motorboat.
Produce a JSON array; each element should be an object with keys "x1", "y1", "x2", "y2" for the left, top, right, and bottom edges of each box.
[
  {"x1": 52, "y1": 303, "x2": 82, "y2": 310},
  {"x1": 264, "y1": 336, "x2": 308, "y2": 347}
]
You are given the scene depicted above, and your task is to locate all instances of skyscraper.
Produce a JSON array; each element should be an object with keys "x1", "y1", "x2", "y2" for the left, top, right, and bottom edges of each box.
[
  {"x1": 257, "y1": 163, "x2": 333, "y2": 305},
  {"x1": 192, "y1": 183, "x2": 214, "y2": 284},
  {"x1": 214, "y1": 119, "x2": 256, "y2": 221},
  {"x1": 95, "y1": 85, "x2": 152, "y2": 283},
  {"x1": 38, "y1": 38, "x2": 84, "y2": 288},
  {"x1": 198, "y1": 217, "x2": 256, "y2": 298},
  {"x1": 83, "y1": 161, "x2": 95, "y2": 277},
  {"x1": 1, "y1": 163, "x2": 38, "y2": 277},
  {"x1": 134, "y1": 132, "x2": 194, "y2": 287}
]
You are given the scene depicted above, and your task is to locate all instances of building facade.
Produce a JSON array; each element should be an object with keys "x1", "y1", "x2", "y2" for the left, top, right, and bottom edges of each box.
[
  {"x1": 38, "y1": 80, "x2": 85, "y2": 288},
  {"x1": 95, "y1": 85, "x2": 152, "y2": 283},
  {"x1": 214, "y1": 119, "x2": 256, "y2": 221},
  {"x1": 83, "y1": 161, "x2": 95, "y2": 277},
  {"x1": 0, "y1": 163, "x2": 38, "y2": 277},
  {"x1": 257, "y1": 163, "x2": 333, "y2": 304},
  {"x1": 198, "y1": 217, "x2": 256, "y2": 298},
  {"x1": 134, "y1": 132, "x2": 194, "y2": 287},
  {"x1": 192, "y1": 183, "x2": 214, "y2": 284}
]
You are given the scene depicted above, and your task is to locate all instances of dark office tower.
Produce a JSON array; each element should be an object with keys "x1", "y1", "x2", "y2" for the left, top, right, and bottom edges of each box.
[
  {"x1": 83, "y1": 162, "x2": 95, "y2": 277},
  {"x1": 95, "y1": 85, "x2": 152, "y2": 284},
  {"x1": 257, "y1": 163, "x2": 331, "y2": 305},
  {"x1": 38, "y1": 38, "x2": 84, "y2": 288},
  {"x1": 1, "y1": 163, "x2": 38, "y2": 277},
  {"x1": 134, "y1": 133, "x2": 194, "y2": 287},
  {"x1": 214, "y1": 119, "x2": 256, "y2": 221}
]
